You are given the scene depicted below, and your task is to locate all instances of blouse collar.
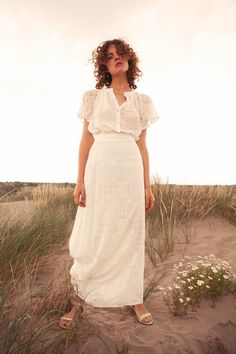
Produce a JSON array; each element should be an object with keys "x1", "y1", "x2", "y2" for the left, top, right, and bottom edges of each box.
[{"x1": 102, "y1": 87, "x2": 136, "y2": 96}]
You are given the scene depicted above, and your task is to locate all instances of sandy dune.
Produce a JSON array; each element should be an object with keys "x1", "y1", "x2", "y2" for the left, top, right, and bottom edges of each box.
[
  {"x1": 69, "y1": 217, "x2": 236, "y2": 353},
  {"x1": 2, "y1": 199, "x2": 235, "y2": 353}
]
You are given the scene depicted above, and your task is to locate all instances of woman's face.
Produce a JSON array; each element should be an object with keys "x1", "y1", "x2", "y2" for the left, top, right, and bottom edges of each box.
[{"x1": 105, "y1": 44, "x2": 129, "y2": 76}]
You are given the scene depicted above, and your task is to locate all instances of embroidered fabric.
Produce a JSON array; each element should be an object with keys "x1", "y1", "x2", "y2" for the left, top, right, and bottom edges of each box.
[
  {"x1": 77, "y1": 90, "x2": 99, "y2": 123},
  {"x1": 69, "y1": 133, "x2": 146, "y2": 307},
  {"x1": 76, "y1": 88, "x2": 159, "y2": 141},
  {"x1": 68, "y1": 88, "x2": 160, "y2": 307},
  {"x1": 138, "y1": 94, "x2": 159, "y2": 130}
]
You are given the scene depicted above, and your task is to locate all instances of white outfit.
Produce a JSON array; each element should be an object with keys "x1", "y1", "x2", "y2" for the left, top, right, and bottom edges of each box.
[{"x1": 69, "y1": 87, "x2": 159, "y2": 307}]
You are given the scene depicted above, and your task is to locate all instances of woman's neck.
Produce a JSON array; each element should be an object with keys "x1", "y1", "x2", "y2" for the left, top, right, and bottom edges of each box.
[{"x1": 109, "y1": 76, "x2": 130, "y2": 91}]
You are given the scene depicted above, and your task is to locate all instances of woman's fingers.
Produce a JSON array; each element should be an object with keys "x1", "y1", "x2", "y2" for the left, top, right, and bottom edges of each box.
[
  {"x1": 145, "y1": 195, "x2": 150, "y2": 210},
  {"x1": 73, "y1": 185, "x2": 86, "y2": 207},
  {"x1": 79, "y1": 190, "x2": 86, "y2": 207},
  {"x1": 145, "y1": 194, "x2": 155, "y2": 211},
  {"x1": 145, "y1": 192, "x2": 152, "y2": 211}
]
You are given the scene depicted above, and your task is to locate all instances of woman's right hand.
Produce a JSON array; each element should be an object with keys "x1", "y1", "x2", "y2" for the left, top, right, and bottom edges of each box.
[{"x1": 73, "y1": 182, "x2": 86, "y2": 207}]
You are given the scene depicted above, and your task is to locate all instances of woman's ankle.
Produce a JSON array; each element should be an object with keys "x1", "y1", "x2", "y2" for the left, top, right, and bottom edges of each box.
[
  {"x1": 70, "y1": 293, "x2": 84, "y2": 306},
  {"x1": 133, "y1": 303, "x2": 143, "y2": 308}
]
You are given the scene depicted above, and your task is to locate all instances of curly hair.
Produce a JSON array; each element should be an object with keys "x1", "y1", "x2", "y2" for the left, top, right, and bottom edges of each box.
[{"x1": 91, "y1": 38, "x2": 142, "y2": 90}]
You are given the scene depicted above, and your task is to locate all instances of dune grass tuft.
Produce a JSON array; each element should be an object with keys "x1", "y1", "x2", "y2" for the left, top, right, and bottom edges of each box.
[{"x1": 146, "y1": 180, "x2": 236, "y2": 265}]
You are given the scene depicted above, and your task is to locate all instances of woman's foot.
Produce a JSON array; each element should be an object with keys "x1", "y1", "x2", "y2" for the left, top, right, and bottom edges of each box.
[
  {"x1": 131, "y1": 303, "x2": 154, "y2": 325},
  {"x1": 59, "y1": 304, "x2": 84, "y2": 329}
]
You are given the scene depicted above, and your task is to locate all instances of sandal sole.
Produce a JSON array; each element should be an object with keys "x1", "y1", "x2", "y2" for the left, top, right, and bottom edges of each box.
[{"x1": 59, "y1": 307, "x2": 84, "y2": 330}]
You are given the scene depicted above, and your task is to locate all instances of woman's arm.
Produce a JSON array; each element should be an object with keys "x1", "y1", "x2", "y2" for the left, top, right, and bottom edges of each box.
[
  {"x1": 136, "y1": 129, "x2": 151, "y2": 190},
  {"x1": 136, "y1": 129, "x2": 155, "y2": 211},
  {"x1": 76, "y1": 120, "x2": 94, "y2": 184}
]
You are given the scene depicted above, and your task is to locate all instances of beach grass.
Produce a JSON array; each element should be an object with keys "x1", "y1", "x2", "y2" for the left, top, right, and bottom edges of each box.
[
  {"x1": 146, "y1": 179, "x2": 236, "y2": 265},
  {"x1": 0, "y1": 184, "x2": 76, "y2": 283}
]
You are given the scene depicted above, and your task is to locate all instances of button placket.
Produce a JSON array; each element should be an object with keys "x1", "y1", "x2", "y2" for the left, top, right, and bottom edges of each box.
[{"x1": 116, "y1": 107, "x2": 121, "y2": 132}]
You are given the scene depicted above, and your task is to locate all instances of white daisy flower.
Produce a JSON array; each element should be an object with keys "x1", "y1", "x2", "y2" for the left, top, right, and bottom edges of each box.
[
  {"x1": 211, "y1": 267, "x2": 218, "y2": 273},
  {"x1": 192, "y1": 266, "x2": 199, "y2": 271},
  {"x1": 197, "y1": 280, "x2": 204, "y2": 286}
]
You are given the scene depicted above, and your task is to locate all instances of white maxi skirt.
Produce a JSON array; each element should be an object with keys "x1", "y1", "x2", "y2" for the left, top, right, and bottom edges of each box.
[{"x1": 69, "y1": 133, "x2": 145, "y2": 307}]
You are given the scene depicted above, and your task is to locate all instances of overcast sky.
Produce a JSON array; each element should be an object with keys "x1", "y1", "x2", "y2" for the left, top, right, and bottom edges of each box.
[{"x1": 0, "y1": 0, "x2": 235, "y2": 184}]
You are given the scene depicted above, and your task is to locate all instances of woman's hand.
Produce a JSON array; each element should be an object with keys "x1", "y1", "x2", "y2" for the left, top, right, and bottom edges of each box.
[
  {"x1": 145, "y1": 187, "x2": 155, "y2": 212},
  {"x1": 73, "y1": 182, "x2": 86, "y2": 207}
]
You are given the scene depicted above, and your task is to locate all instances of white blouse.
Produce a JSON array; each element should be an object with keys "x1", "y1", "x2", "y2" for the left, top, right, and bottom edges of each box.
[{"x1": 77, "y1": 87, "x2": 159, "y2": 141}]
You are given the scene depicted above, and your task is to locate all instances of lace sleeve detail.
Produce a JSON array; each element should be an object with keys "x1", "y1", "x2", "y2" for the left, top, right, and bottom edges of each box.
[
  {"x1": 77, "y1": 90, "x2": 98, "y2": 123},
  {"x1": 139, "y1": 94, "x2": 160, "y2": 130}
]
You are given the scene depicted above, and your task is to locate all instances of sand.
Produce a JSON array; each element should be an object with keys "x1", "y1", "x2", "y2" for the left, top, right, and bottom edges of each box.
[
  {"x1": 2, "y1": 198, "x2": 236, "y2": 353},
  {"x1": 70, "y1": 217, "x2": 236, "y2": 354}
]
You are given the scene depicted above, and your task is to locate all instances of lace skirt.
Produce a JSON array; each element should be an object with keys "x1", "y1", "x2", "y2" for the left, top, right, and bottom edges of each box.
[{"x1": 69, "y1": 133, "x2": 145, "y2": 307}]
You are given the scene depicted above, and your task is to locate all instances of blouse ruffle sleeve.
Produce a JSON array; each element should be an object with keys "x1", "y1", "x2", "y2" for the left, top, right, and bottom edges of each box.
[
  {"x1": 139, "y1": 94, "x2": 160, "y2": 130},
  {"x1": 77, "y1": 90, "x2": 98, "y2": 123}
]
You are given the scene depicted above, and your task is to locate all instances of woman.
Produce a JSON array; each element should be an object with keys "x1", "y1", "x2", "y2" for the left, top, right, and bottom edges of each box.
[{"x1": 59, "y1": 38, "x2": 159, "y2": 329}]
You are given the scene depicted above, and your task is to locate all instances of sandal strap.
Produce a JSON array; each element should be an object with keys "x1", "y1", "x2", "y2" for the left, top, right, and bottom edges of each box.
[
  {"x1": 60, "y1": 316, "x2": 73, "y2": 321},
  {"x1": 139, "y1": 312, "x2": 152, "y2": 322}
]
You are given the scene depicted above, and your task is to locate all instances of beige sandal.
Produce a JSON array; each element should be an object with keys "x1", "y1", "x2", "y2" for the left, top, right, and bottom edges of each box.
[
  {"x1": 59, "y1": 305, "x2": 84, "y2": 330},
  {"x1": 131, "y1": 305, "x2": 154, "y2": 325}
]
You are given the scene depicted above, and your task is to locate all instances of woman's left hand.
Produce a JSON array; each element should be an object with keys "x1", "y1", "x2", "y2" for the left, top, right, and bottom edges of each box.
[{"x1": 145, "y1": 188, "x2": 156, "y2": 212}]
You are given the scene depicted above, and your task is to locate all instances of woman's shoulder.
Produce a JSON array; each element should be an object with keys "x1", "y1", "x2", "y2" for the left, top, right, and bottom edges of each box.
[
  {"x1": 82, "y1": 89, "x2": 100, "y2": 97},
  {"x1": 134, "y1": 91, "x2": 153, "y2": 103},
  {"x1": 81, "y1": 89, "x2": 100, "y2": 106}
]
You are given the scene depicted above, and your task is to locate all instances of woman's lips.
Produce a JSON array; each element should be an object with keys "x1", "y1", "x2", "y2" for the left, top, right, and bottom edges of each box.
[{"x1": 115, "y1": 62, "x2": 122, "y2": 67}]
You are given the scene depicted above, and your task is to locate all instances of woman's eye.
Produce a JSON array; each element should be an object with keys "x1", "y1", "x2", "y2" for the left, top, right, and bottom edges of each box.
[{"x1": 107, "y1": 53, "x2": 124, "y2": 60}]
